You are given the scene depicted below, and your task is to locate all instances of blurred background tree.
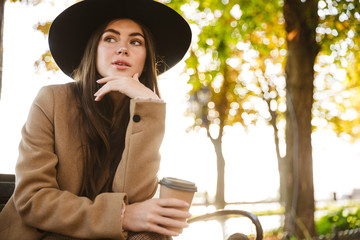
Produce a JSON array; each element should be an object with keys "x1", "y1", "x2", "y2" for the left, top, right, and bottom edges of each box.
[
  {"x1": 314, "y1": 0, "x2": 360, "y2": 141},
  {"x1": 166, "y1": 0, "x2": 359, "y2": 238},
  {"x1": 167, "y1": 0, "x2": 287, "y2": 212},
  {"x1": 0, "y1": 0, "x2": 44, "y2": 99}
]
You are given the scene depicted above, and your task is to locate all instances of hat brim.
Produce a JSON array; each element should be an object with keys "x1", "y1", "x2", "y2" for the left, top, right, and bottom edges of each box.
[{"x1": 49, "y1": 0, "x2": 192, "y2": 77}]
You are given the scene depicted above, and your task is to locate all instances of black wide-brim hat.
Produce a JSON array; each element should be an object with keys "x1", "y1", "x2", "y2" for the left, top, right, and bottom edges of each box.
[{"x1": 49, "y1": 0, "x2": 192, "y2": 77}]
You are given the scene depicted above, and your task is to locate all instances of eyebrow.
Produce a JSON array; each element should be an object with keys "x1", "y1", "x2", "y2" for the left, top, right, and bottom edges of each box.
[{"x1": 103, "y1": 29, "x2": 145, "y2": 38}]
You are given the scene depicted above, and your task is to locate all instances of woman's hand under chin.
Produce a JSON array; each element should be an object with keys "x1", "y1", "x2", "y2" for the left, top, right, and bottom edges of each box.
[{"x1": 94, "y1": 73, "x2": 160, "y2": 101}]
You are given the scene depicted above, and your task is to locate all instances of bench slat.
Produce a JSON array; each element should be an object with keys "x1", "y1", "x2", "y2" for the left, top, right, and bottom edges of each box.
[
  {"x1": 0, "y1": 174, "x2": 15, "y2": 208},
  {"x1": 0, "y1": 182, "x2": 15, "y2": 203},
  {"x1": 0, "y1": 173, "x2": 15, "y2": 182}
]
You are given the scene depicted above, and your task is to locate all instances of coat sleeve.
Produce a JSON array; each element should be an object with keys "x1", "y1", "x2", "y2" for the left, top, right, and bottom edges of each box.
[
  {"x1": 112, "y1": 98, "x2": 166, "y2": 203},
  {"x1": 13, "y1": 86, "x2": 128, "y2": 240}
]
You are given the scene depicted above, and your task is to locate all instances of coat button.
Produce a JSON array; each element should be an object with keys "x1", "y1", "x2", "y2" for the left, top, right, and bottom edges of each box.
[{"x1": 133, "y1": 115, "x2": 141, "y2": 122}]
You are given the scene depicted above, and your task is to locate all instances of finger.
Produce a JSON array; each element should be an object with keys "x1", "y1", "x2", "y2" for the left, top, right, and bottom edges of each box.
[
  {"x1": 94, "y1": 84, "x2": 112, "y2": 101},
  {"x1": 146, "y1": 216, "x2": 189, "y2": 237},
  {"x1": 96, "y1": 77, "x2": 113, "y2": 84},
  {"x1": 156, "y1": 215, "x2": 190, "y2": 229},
  {"x1": 132, "y1": 73, "x2": 140, "y2": 81},
  {"x1": 158, "y1": 198, "x2": 190, "y2": 208},
  {"x1": 158, "y1": 206, "x2": 191, "y2": 219},
  {"x1": 147, "y1": 224, "x2": 181, "y2": 237},
  {"x1": 94, "y1": 92, "x2": 104, "y2": 101},
  {"x1": 149, "y1": 216, "x2": 190, "y2": 237}
]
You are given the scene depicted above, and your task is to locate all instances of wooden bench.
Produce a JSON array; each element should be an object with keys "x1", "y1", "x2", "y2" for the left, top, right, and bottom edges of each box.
[
  {"x1": 189, "y1": 209, "x2": 263, "y2": 240},
  {"x1": 0, "y1": 173, "x2": 263, "y2": 240},
  {"x1": 0, "y1": 173, "x2": 15, "y2": 211}
]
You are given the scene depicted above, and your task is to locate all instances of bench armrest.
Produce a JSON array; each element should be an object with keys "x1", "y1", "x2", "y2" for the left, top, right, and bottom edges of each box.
[{"x1": 188, "y1": 209, "x2": 263, "y2": 240}]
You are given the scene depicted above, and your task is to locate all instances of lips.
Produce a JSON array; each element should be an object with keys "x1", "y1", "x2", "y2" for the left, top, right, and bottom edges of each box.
[{"x1": 113, "y1": 59, "x2": 131, "y2": 68}]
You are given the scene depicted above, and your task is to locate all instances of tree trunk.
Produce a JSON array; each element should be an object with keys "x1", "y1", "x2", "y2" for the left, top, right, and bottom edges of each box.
[
  {"x1": 211, "y1": 134, "x2": 225, "y2": 209},
  {"x1": 268, "y1": 104, "x2": 287, "y2": 205},
  {"x1": 283, "y1": 0, "x2": 319, "y2": 238},
  {"x1": 0, "y1": 0, "x2": 4, "y2": 100},
  {"x1": 210, "y1": 58, "x2": 230, "y2": 210}
]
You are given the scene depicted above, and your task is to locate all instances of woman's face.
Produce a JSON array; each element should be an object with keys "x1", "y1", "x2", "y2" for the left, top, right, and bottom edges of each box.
[{"x1": 96, "y1": 19, "x2": 147, "y2": 78}]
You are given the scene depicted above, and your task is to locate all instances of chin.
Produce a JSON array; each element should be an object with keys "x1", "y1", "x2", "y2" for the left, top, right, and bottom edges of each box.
[{"x1": 113, "y1": 72, "x2": 135, "y2": 78}]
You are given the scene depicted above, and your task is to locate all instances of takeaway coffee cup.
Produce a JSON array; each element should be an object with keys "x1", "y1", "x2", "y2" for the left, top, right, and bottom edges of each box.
[{"x1": 159, "y1": 177, "x2": 197, "y2": 233}]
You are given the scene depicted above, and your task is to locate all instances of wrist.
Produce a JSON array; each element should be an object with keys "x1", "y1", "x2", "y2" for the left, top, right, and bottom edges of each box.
[{"x1": 121, "y1": 203, "x2": 127, "y2": 231}]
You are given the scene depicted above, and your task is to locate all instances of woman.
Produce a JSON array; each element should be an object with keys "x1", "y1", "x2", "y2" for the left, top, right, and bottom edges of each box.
[{"x1": 0, "y1": 0, "x2": 192, "y2": 239}]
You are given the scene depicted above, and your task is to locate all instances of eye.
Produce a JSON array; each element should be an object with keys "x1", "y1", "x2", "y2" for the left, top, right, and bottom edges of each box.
[
  {"x1": 102, "y1": 32, "x2": 118, "y2": 43},
  {"x1": 131, "y1": 39, "x2": 143, "y2": 46},
  {"x1": 105, "y1": 37, "x2": 116, "y2": 43}
]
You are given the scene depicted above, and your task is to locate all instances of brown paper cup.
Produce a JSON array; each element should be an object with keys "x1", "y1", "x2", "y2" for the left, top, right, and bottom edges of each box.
[{"x1": 159, "y1": 177, "x2": 197, "y2": 233}]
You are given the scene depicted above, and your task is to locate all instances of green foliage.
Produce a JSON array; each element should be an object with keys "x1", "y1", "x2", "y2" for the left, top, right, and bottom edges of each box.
[
  {"x1": 34, "y1": 50, "x2": 58, "y2": 73},
  {"x1": 167, "y1": 0, "x2": 287, "y2": 139},
  {"x1": 264, "y1": 207, "x2": 360, "y2": 239},
  {"x1": 7, "y1": 0, "x2": 42, "y2": 5},
  {"x1": 30, "y1": 0, "x2": 80, "y2": 72},
  {"x1": 35, "y1": 21, "x2": 51, "y2": 35},
  {"x1": 318, "y1": 0, "x2": 360, "y2": 57},
  {"x1": 316, "y1": 207, "x2": 360, "y2": 236},
  {"x1": 168, "y1": 0, "x2": 360, "y2": 145},
  {"x1": 314, "y1": 0, "x2": 360, "y2": 141}
]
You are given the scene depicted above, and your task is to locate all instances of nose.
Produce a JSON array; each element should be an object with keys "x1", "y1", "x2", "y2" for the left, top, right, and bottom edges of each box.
[{"x1": 117, "y1": 47, "x2": 128, "y2": 55}]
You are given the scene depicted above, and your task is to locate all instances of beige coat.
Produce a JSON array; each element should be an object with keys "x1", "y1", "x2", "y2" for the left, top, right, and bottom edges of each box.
[{"x1": 0, "y1": 83, "x2": 166, "y2": 240}]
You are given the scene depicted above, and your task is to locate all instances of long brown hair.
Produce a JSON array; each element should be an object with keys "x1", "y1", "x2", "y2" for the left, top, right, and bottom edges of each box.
[{"x1": 72, "y1": 19, "x2": 160, "y2": 200}]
